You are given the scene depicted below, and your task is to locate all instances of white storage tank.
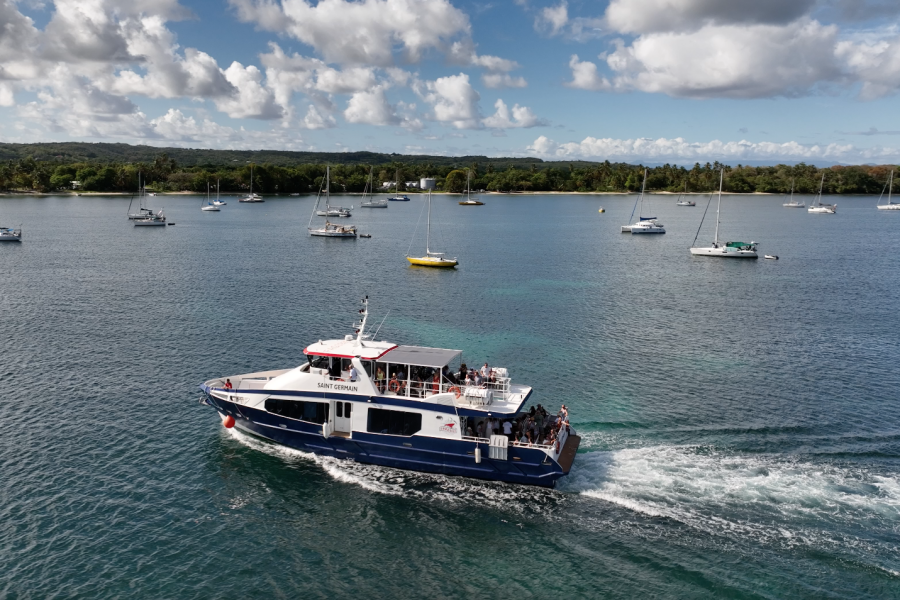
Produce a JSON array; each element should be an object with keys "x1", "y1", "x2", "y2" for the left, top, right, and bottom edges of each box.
[{"x1": 420, "y1": 178, "x2": 437, "y2": 190}]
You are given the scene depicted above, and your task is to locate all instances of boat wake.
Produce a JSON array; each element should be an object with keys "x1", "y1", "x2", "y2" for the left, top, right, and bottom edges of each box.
[
  {"x1": 225, "y1": 427, "x2": 559, "y2": 511},
  {"x1": 560, "y1": 445, "x2": 900, "y2": 566}
]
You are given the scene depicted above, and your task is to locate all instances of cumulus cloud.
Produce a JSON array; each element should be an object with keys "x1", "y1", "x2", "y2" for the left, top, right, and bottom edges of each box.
[
  {"x1": 343, "y1": 88, "x2": 399, "y2": 125},
  {"x1": 482, "y1": 99, "x2": 544, "y2": 128},
  {"x1": 566, "y1": 55, "x2": 611, "y2": 91},
  {"x1": 482, "y1": 73, "x2": 527, "y2": 89},
  {"x1": 527, "y1": 134, "x2": 900, "y2": 163},
  {"x1": 302, "y1": 104, "x2": 336, "y2": 129},
  {"x1": 604, "y1": 0, "x2": 815, "y2": 35},
  {"x1": 537, "y1": 1, "x2": 569, "y2": 36},
  {"x1": 836, "y1": 34, "x2": 900, "y2": 99},
  {"x1": 413, "y1": 73, "x2": 481, "y2": 129},
  {"x1": 215, "y1": 62, "x2": 282, "y2": 119},
  {"x1": 230, "y1": 0, "x2": 472, "y2": 66}
]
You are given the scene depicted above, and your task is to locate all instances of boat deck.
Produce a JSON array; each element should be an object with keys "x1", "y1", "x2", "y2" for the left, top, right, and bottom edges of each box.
[{"x1": 556, "y1": 434, "x2": 581, "y2": 473}]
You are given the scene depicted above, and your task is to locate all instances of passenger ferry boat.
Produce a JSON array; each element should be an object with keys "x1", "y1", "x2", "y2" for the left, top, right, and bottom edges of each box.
[{"x1": 200, "y1": 298, "x2": 580, "y2": 487}]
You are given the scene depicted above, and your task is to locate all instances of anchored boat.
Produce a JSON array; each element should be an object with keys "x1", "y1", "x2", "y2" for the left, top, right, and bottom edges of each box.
[{"x1": 200, "y1": 298, "x2": 580, "y2": 487}]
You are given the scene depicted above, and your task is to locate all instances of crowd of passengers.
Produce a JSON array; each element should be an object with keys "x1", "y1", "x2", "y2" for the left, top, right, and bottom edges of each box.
[
  {"x1": 372, "y1": 362, "x2": 502, "y2": 396},
  {"x1": 467, "y1": 404, "x2": 571, "y2": 447}
]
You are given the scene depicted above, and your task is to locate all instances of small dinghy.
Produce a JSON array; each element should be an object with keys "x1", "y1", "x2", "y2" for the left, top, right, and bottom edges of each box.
[
  {"x1": 598, "y1": 207, "x2": 605, "y2": 213},
  {"x1": 764, "y1": 255, "x2": 778, "y2": 260},
  {"x1": 360, "y1": 234, "x2": 372, "y2": 238}
]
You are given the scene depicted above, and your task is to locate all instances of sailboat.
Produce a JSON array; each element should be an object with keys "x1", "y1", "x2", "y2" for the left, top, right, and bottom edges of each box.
[
  {"x1": 675, "y1": 182, "x2": 695, "y2": 206},
  {"x1": 783, "y1": 178, "x2": 804, "y2": 208},
  {"x1": 690, "y1": 169, "x2": 758, "y2": 258},
  {"x1": 622, "y1": 170, "x2": 664, "y2": 233},
  {"x1": 127, "y1": 173, "x2": 155, "y2": 219},
  {"x1": 213, "y1": 179, "x2": 226, "y2": 206},
  {"x1": 388, "y1": 170, "x2": 410, "y2": 201},
  {"x1": 407, "y1": 191, "x2": 457, "y2": 267},
  {"x1": 201, "y1": 182, "x2": 219, "y2": 211},
  {"x1": 458, "y1": 170, "x2": 484, "y2": 205},
  {"x1": 361, "y1": 167, "x2": 388, "y2": 208},
  {"x1": 876, "y1": 170, "x2": 900, "y2": 210},
  {"x1": 0, "y1": 223, "x2": 21, "y2": 241},
  {"x1": 808, "y1": 174, "x2": 836, "y2": 214},
  {"x1": 309, "y1": 166, "x2": 357, "y2": 238},
  {"x1": 239, "y1": 166, "x2": 264, "y2": 202}
]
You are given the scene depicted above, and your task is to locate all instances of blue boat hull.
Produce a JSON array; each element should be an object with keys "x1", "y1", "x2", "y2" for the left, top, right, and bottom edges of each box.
[{"x1": 204, "y1": 394, "x2": 566, "y2": 487}]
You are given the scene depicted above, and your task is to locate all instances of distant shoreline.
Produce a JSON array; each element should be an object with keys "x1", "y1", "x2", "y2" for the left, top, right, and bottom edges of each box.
[{"x1": 0, "y1": 190, "x2": 794, "y2": 197}]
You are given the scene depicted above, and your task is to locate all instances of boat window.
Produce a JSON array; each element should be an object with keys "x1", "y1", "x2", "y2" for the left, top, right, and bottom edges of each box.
[
  {"x1": 345, "y1": 402, "x2": 351, "y2": 416},
  {"x1": 265, "y1": 399, "x2": 329, "y2": 425},
  {"x1": 336, "y1": 402, "x2": 343, "y2": 418},
  {"x1": 307, "y1": 355, "x2": 329, "y2": 369},
  {"x1": 341, "y1": 358, "x2": 353, "y2": 372},
  {"x1": 362, "y1": 361, "x2": 374, "y2": 377},
  {"x1": 367, "y1": 408, "x2": 422, "y2": 436}
]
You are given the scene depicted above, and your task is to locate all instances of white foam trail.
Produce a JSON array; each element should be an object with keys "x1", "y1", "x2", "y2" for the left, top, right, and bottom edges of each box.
[{"x1": 561, "y1": 445, "x2": 900, "y2": 553}]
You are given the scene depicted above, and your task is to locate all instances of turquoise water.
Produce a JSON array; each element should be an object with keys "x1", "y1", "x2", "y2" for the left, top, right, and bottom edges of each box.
[{"x1": 1, "y1": 193, "x2": 898, "y2": 598}]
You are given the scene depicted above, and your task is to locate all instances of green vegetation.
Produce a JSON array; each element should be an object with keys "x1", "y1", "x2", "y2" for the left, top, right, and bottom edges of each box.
[{"x1": 0, "y1": 142, "x2": 894, "y2": 195}]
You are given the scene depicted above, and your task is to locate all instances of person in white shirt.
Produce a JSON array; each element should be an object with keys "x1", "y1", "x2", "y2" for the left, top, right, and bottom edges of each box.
[
  {"x1": 502, "y1": 420, "x2": 513, "y2": 439},
  {"x1": 481, "y1": 363, "x2": 489, "y2": 378}
]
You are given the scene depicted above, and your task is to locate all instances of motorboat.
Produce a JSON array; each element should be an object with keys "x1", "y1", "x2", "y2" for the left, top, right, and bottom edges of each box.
[
  {"x1": 765, "y1": 255, "x2": 779, "y2": 260},
  {"x1": 199, "y1": 297, "x2": 580, "y2": 487},
  {"x1": 876, "y1": 170, "x2": 900, "y2": 210},
  {"x1": 309, "y1": 167, "x2": 357, "y2": 238},
  {"x1": 0, "y1": 226, "x2": 22, "y2": 241},
  {"x1": 690, "y1": 169, "x2": 758, "y2": 258},
  {"x1": 783, "y1": 179, "x2": 805, "y2": 208},
  {"x1": 134, "y1": 210, "x2": 167, "y2": 226},
  {"x1": 459, "y1": 170, "x2": 484, "y2": 205},
  {"x1": 622, "y1": 170, "x2": 665, "y2": 234},
  {"x1": 808, "y1": 174, "x2": 836, "y2": 214},
  {"x1": 407, "y1": 191, "x2": 457, "y2": 268},
  {"x1": 239, "y1": 166, "x2": 264, "y2": 202},
  {"x1": 388, "y1": 195, "x2": 411, "y2": 201}
]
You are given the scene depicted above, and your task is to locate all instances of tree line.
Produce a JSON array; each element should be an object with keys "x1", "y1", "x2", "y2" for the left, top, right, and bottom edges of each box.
[{"x1": 0, "y1": 154, "x2": 896, "y2": 195}]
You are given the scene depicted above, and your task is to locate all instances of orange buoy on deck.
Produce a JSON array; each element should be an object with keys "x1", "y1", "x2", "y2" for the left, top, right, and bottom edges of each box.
[{"x1": 223, "y1": 415, "x2": 235, "y2": 428}]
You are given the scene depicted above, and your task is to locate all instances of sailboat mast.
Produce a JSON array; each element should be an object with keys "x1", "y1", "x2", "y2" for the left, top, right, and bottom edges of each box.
[
  {"x1": 715, "y1": 169, "x2": 723, "y2": 245},
  {"x1": 889, "y1": 170, "x2": 894, "y2": 205},
  {"x1": 426, "y1": 190, "x2": 431, "y2": 254},
  {"x1": 326, "y1": 166, "x2": 330, "y2": 209}
]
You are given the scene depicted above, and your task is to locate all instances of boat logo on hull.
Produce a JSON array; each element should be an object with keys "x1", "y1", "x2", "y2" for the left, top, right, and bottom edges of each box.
[{"x1": 439, "y1": 422, "x2": 457, "y2": 432}]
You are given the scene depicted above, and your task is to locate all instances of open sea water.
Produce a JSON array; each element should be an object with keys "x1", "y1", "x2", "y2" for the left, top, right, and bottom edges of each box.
[{"x1": 0, "y1": 192, "x2": 898, "y2": 599}]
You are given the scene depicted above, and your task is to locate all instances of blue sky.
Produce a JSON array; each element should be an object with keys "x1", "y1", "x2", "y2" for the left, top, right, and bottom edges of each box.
[{"x1": 1, "y1": 0, "x2": 899, "y2": 164}]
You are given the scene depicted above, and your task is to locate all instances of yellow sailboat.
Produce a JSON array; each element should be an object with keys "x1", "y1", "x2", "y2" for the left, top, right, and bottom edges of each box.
[{"x1": 406, "y1": 191, "x2": 458, "y2": 268}]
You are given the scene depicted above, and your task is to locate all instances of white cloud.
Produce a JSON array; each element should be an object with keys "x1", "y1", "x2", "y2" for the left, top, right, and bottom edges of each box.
[
  {"x1": 343, "y1": 88, "x2": 399, "y2": 125},
  {"x1": 483, "y1": 99, "x2": 543, "y2": 128},
  {"x1": 527, "y1": 134, "x2": 900, "y2": 163},
  {"x1": 836, "y1": 34, "x2": 900, "y2": 99},
  {"x1": 537, "y1": 1, "x2": 568, "y2": 36},
  {"x1": 315, "y1": 67, "x2": 378, "y2": 94},
  {"x1": 230, "y1": 0, "x2": 472, "y2": 66},
  {"x1": 302, "y1": 104, "x2": 336, "y2": 129},
  {"x1": 150, "y1": 108, "x2": 242, "y2": 142},
  {"x1": 482, "y1": 73, "x2": 527, "y2": 89},
  {"x1": 604, "y1": 0, "x2": 815, "y2": 35},
  {"x1": 566, "y1": 54, "x2": 611, "y2": 91},
  {"x1": 414, "y1": 73, "x2": 481, "y2": 129},
  {"x1": 215, "y1": 62, "x2": 282, "y2": 119}
]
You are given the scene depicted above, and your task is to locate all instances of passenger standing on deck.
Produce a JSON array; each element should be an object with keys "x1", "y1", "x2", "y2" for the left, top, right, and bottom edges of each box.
[
  {"x1": 349, "y1": 364, "x2": 358, "y2": 382},
  {"x1": 375, "y1": 366, "x2": 385, "y2": 392},
  {"x1": 481, "y1": 363, "x2": 489, "y2": 378},
  {"x1": 503, "y1": 419, "x2": 513, "y2": 441}
]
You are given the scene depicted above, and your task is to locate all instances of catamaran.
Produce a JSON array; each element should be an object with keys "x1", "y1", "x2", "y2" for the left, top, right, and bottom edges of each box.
[
  {"x1": 808, "y1": 174, "x2": 836, "y2": 214},
  {"x1": 622, "y1": 170, "x2": 665, "y2": 233},
  {"x1": 690, "y1": 169, "x2": 758, "y2": 258},
  {"x1": 309, "y1": 166, "x2": 357, "y2": 237},
  {"x1": 876, "y1": 170, "x2": 899, "y2": 210},
  {"x1": 407, "y1": 191, "x2": 457, "y2": 268},
  {"x1": 199, "y1": 298, "x2": 580, "y2": 487}
]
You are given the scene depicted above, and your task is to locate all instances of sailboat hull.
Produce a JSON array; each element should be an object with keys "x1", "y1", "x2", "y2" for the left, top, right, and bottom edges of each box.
[
  {"x1": 876, "y1": 204, "x2": 900, "y2": 210},
  {"x1": 407, "y1": 256, "x2": 458, "y2": 267},
  {"x1": 690, "y1": 247, "x2": 758, "y2": 258}
]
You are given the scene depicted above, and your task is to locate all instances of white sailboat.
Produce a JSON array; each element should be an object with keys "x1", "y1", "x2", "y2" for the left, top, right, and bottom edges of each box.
[
  {"x1": 808, "y1": 174, "x2": 836, "y2": 214},
  {"x1": 622, "y1": 170, "x2": 665, "y2": 233},
  {"x1": 127, "y1": 173, "x2": 155, "y2": 219},
  {"x1": 213, "y1": 180, "x2": 226, "y2": 206},
  {"x1": 876, "y1": 170, "x2": 900, "y2": 210},
  {"x1": 309, "y1": 167, "x2": 357, "y2": 238},
  {"x1": 459, "y1": 170, "x2": 484, "y2": 205},
  {"x1": 201, "y1": 182, "x2": 219, "y2": 211},
  {"x1": 239, "y1": 166, "x2": 264, "y2": 202},
  {"x1": 0, "y1": 225, "x2": 22, "y2": 241},
  {"x1": 675, "y1": 182, "x2": 695, "y2": 206},
  {"x1": 690, "y1": 169, "x2": 757, "y2": 258},
  {"x1": 133, "y1": 209, "x2": 166, "y2": 226},
  {"x1": 387, "y1": 169, "x2": 410, "y2": 201},
  {"x1": 406, "y1": 191, "x2": 457, "y2": 267},
  {"x1": 361, "y1": 167, "x2": 388, "y2": 208},
  {"x1": 783, "y1": 179, "x2": 805, "y2": 208}
]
